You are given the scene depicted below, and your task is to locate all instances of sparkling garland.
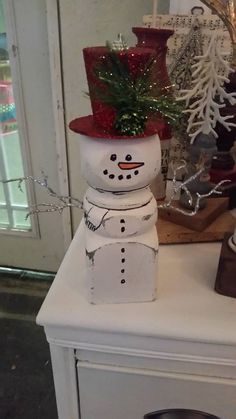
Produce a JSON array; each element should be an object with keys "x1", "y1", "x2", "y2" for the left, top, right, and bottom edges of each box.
[
  {"x1": 1, "y1": 175, "x2": 83, "y2": 219},
  {"x1": 158, "y1": 161, "x2": 230, "y2": 216},
  {"x1": 0, "y1": 171, "x2": 230, "y2": 220}
]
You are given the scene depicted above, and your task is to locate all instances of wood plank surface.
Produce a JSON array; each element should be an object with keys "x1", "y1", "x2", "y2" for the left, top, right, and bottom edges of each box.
[
  {"x1": 158, "y1": 198, "x2": 229, "y2": 232},
  {"x1": 157, "y1": 211, "x2": 235, "y2": 244}
]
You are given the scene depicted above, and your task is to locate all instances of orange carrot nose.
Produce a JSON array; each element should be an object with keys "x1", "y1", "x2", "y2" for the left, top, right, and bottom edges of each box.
[{"x1": 118, "y1": 162, "x2": 144, "y2": 171}]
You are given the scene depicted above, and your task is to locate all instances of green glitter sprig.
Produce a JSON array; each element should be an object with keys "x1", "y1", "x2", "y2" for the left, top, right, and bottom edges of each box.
[{"x1": 91, "y1": 49, "x2": 183, "y2": 136}]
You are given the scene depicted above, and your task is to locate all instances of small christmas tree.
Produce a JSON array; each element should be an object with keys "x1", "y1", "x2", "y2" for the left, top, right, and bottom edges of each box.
[{"x1": 180, "y1": 33, "x2": 236, "y2": 143}]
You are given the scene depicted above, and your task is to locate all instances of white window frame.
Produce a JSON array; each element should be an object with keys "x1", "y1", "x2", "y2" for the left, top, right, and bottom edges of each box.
[
  {"x1": 1, "y1": 0, "x2": 72, "y2": 249},
  {"x1": 1, "y1": 0, "x2": 39, "y2": 238}
]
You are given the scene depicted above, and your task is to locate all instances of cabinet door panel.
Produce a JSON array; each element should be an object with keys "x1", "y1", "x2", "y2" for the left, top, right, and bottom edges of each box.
[{"x1": 78, "y1": 362, "x2": 236, "y2": 419}]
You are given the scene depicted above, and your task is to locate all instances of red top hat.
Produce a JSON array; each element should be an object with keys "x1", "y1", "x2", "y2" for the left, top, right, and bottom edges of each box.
[{"x1": 69, "y1": 46, "x2": 163, "y2": 139}]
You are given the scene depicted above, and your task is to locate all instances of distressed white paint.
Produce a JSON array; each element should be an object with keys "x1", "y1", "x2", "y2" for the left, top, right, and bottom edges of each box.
[
  {"x1": 37, "y1": 225, "x2": 236, "y2": 419},
  {"x1": 80, "y1": 134, "x2": 161, "y2": 304},
  {"x1": 49, "y1": 344, "x2": 79, "y2": 419},
  {"x1": 151, "y1": 138, "x2": 171, "y2": 200}
]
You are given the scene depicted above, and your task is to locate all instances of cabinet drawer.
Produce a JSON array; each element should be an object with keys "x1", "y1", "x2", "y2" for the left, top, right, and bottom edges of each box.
[{"x1": 77, "y1": 361, "x2": 236, "y2": 419}]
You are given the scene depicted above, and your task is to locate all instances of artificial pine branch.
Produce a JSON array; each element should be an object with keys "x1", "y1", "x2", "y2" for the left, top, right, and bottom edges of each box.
[{"x1": 91, "y1": 49, "x2": 183, "y2": 135}]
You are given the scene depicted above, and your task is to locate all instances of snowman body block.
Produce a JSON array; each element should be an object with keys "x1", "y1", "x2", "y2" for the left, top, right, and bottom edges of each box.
[{"x1": 79, "y1": 133, "x2": 161, "y2": 304}]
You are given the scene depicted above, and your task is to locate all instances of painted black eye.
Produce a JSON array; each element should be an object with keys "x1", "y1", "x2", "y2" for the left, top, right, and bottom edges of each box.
[
  {"x1": 125, "y1": 154, "x2": 132, "y2": 161},
  {"x1": 110, "y1": 154, "x2": 117, "y2": 161}
]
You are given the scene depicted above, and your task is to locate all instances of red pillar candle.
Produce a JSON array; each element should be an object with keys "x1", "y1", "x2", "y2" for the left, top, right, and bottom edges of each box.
[{"x1": 132, "y1": 27, "x2": 174, "y2": 199}]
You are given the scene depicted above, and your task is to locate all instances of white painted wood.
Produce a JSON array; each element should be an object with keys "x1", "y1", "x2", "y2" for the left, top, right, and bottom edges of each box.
[
  {"x1": 75, "y1": 344, "x2": 236, "y2": 380},
  {"x1": 0, "y1": 0, "x2": 68, "y2": 270},
  {"x1": 77, "y1": 362, "x2": 236, "y2": 419},
  {"x1": 79, "y1": 133, "x2": 161, "y2": 304},
  {"x1": 46, "y1": 0, "x2": 72, "y2": 250},
  {"x1": 49, "y1": 344, "x2": 80, "y2": 419},
  {"x1": 37, "y1": 225, "x2": 236, "y2": 418}
]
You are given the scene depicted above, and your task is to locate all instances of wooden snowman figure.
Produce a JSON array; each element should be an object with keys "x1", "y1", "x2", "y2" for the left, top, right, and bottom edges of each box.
[
  {"x1": 69, "y1": 43, "x2": 177, "y2": 304},
  {"x1": 79, "y1": 133, "x2": 160, "y2": 304}
]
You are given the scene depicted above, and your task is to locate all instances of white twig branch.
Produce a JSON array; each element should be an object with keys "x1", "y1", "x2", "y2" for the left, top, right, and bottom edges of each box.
[
  {"x1": 1, "y1": 171, "x2": 231, "y2": 221},
  {"x1": 158, "y1": 162, "x2": 231, "y2": 216},
  {"x1": 0, "y1": 175, "x2": 83, "y2": 219}
]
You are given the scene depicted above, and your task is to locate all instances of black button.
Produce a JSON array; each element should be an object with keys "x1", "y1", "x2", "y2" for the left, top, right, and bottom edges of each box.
[
  {"x1": 103, "y1": 170, "x2": 108, "y2": 175},
  {"x1": 121, "y1": 248, "x2": 125, "y2": 252},
  {"x1": 121, "y1": 258, "x2": 125, "y2": 263},
  {"x1": 121, "y1": 269, "x2": 125, "y2": 273},
  {"x1": 121, "y1": 279, "x2": 126, "y2": 284},
  {"x1": 121, "y1": 227, "x2": 125, "y2": 233},
  {"x1": 120, "y1": 220, "x2": 125, "y2": 224}
]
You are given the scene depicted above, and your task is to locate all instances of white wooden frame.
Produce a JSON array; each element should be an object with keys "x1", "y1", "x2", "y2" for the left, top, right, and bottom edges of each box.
[
  {"x1": 46, "y1": 0, "x2": 72, "y2": 249},
  {"x1": 2, "y1": 0, "x2": 72, "y2": 248}
]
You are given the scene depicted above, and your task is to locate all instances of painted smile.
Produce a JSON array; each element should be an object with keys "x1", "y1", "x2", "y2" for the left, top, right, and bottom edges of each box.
[{"x1": 118, "y1": 162, "x2": 144, "y2": 171}]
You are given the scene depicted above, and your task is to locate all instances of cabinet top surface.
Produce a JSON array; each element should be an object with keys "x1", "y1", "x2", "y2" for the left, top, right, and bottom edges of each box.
[{"x1": 37, "y1": 222, "x2": 236, "y2": 347}]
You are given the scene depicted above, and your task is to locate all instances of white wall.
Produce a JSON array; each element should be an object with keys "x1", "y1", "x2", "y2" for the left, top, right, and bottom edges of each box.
[{"x1": 169, "y1": 0, "x2": 209, "y2": 14}]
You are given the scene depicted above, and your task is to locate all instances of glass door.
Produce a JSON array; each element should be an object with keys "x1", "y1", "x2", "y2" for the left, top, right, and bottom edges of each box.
[
  {"x1": 0, "y1": 0, "x2": 71, "y2": 271},
  {"x1": 0, "y1": 81, "x2": 31, "y2": 232}
]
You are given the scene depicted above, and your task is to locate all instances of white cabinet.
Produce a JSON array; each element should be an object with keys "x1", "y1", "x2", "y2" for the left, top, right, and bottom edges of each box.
[
  {"x1": 78, "y1": 364, "x2": 236, "y2": 419},
  {"x1": 37, "y1": 223, "x2": 236, "y2": 419}
]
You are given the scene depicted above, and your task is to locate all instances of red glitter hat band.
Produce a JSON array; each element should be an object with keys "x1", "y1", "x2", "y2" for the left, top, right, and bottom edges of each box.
[{"x1": 69, "y1": 115, "x2": 171, "y2": 140}]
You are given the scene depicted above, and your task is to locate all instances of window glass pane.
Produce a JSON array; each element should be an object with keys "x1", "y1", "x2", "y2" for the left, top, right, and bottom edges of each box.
[
  {"x1": 13, "y1": 210, "x2": 31, "y2": 230},
  {"x1": 0, "y1": 2, "x2": 31, "y2": 231},
  {"x1": 0, "y1": 208, "x2": 9, "y2": 227},
  {"x1": 2, "y1": 130, "x2": 28, "y2": 206},
  {"x1": 0, "y1": 182, "x2": 5, "y2": 204}
]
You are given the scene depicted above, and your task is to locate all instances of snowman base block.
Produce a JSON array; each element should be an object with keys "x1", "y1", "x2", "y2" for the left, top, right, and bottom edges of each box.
[{"x1": 85, "y1": 224, "x2": 158, "y2": 304}]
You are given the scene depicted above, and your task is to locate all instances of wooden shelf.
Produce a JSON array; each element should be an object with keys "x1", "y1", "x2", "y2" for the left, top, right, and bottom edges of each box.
[{"x1": 158, "y1": 210, "x2": 235, "y2": 244}]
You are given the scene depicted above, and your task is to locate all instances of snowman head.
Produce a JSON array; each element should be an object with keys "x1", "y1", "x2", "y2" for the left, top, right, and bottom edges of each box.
[{"x1": 79, "y1": 134, "x2": 161, "y2": 192}]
